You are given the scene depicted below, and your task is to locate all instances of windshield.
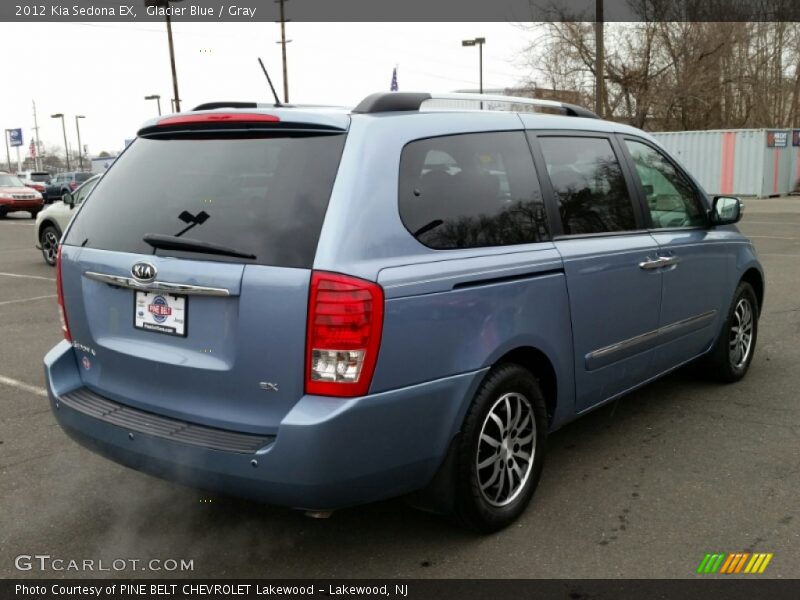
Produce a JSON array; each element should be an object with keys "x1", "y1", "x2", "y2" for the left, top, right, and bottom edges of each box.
[
  {"x1": 0, "y1": 174, "x2": 24, "y2": 187},
  {"x1": 65, "y1": 133, "x2": 346, "y2": 268}
]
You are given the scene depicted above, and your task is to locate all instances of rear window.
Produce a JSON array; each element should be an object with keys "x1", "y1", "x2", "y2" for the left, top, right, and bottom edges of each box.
[
  {"x1": 75, "y1": 172, "x2": 93, "y2": 183},
  {"x1": 31, "y1": 173, "x2": 50, "y2": 182},
  {"x1": 64, "y1": 134, "x2": 346, "y2": 268}
]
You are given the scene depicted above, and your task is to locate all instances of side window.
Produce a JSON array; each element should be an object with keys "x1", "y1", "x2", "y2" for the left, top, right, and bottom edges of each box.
[
  {"x1": 538, "y1": 136, "x2": 637, "y2": 235},
  {"x1": 624, "y1": 139, "x2": 706, "y2": 229},
  {"x1": 398, "y1": 131, "x2": 549, "y2": 249}
]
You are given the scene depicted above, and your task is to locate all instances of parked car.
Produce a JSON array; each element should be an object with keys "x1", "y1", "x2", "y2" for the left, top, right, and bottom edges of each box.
[
  {"x1": 18, "y1": 170, "x2": 51, "y2": 196},
  {"x1": 0, "y1": 171, "x2": 43, "y2": 218},
  {"x1": 45, "y1": 93, "x2": 764, "y2": 531},
  {"x1": 44, "y1": 171, "x2": 94, "y2": 203},
  {"x1": 34, "y1": 174, "x2": 101, "y2": 265}
]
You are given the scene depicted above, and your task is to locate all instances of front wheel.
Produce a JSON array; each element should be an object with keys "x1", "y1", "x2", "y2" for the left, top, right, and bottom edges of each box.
[
  {"x1": 40, "y1": 225, "x2": 60, "y2": 266},
  {"x1": 703, "y1": 281, "x2": 759, "y2": 383},
  {"x1": 453, "y1": 363, "x2": 547, "y2": 532}
]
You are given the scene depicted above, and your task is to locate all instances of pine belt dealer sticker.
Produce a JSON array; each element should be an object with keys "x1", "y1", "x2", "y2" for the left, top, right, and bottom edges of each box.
[{"x1": 134, "y1": 291, "x2": 187, "y2": 337}]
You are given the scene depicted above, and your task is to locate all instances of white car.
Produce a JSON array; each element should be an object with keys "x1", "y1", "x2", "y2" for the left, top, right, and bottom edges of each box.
[{"x1": 34, "y1": 174, "x2": 101, "y2": 265}]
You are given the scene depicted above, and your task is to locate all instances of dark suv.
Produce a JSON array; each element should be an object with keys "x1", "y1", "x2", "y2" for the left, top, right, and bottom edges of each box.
[{"x1": 44, "y1": 171, "x2": 94, "y2": 203}]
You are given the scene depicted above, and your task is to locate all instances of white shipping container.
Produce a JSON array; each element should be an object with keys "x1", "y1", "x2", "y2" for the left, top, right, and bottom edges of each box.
[{"x1": 651, "y1": 129, "x2": 799, "y2": 198}]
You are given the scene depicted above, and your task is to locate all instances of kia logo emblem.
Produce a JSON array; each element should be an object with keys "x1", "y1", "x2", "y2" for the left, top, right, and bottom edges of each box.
[{"x1": 131, "y1": 262, "x2": 157, "y2": 283}]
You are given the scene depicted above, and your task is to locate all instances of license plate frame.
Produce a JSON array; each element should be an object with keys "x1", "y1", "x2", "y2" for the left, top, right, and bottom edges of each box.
[{"x1": 133, "y1": 290, "x2": 188, "y2": 337}]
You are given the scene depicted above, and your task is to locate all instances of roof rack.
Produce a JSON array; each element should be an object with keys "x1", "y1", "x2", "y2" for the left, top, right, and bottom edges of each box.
[{"x1": 352, "y1": 92, "x2": 599, "y2": 119}]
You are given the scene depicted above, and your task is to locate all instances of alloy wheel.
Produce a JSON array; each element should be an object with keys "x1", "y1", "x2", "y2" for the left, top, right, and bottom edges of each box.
[
  {"x1": 476, "y1": 392, "x2": 536, "y2": 507},
  {"x1": 729, "y1": 297, "x2": 754, "y2": 369}
]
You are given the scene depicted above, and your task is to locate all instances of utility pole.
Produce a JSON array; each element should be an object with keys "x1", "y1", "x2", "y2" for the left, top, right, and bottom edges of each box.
[
  {"x1": 275, "y1": 0, "x2": 291, "y2": 103},
  {"x1": 32, "y1": 100, "x2": 42, "y2": 170},
  {"x1": 595, "y1": 0, "x2": 604, "y2": 118},
  {"x1": 166, "y1": 11, "x2": 181, "y2": 111}
]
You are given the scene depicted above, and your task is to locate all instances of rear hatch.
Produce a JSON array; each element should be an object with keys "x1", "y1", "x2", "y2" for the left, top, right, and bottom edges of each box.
[{"x1": 59, "y1": 111, "x2": 348, "y2": 434}]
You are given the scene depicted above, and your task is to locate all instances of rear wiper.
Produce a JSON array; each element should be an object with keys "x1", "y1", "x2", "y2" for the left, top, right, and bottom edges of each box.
[{"x1": 143, "y1": 233, "x2": 256, "y2": 260}]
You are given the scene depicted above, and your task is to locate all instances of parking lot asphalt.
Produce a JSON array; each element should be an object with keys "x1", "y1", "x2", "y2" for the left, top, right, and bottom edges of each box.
[{"x1": 1, "y1": 201, "x2": 799, "y2": 580}]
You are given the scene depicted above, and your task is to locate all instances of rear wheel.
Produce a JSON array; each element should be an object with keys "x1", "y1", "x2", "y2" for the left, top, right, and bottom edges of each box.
[
  {"x1": 453, "y1": 363, "x2": 547, "y2": 532},
  {"x1": 29, "y1": 210, "x2": 39, "y2": 219},
  {"x1": 703, "y1": 281, "x2": 759, "y2": 383},
  {"x1": 40, "y1": 225, "x2": 60, "y2": 266}
]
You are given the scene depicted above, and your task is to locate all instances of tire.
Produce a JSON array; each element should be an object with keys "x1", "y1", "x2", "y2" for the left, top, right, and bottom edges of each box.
[
  {"x1": 453, "y1": 363, "x2": 547, "y2": 532},
  {"x1": 29, "y1": 210, "x2": 39, "y2": 219},
  {"x1": 0, "y1": 211, "x2": 6, "y2": 219},
  {"x1": 702, "y1": 281, "x2": 759, "y2": 383},
  {"x1": 40, "y1": 225, "x2": 60, "y2": 266}
]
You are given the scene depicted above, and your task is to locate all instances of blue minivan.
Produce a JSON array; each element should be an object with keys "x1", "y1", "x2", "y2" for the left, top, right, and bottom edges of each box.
[{"x1": 45, "y1": 93, "x2": 763, "y2": 531}]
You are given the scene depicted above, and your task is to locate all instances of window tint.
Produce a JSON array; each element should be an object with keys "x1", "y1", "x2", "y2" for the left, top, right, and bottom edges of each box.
[
  {"x1": 538, "y1": 136, "x2": 636, "y2": 235},
  {"x1": 75, "y1": 172, "x2": 93, "y2": 183},
  {"x1": 64, "y1": 134, "x2": 346, "y2": 268},
  {"x1": 399, "y1": 132, "x2": 549, "y2": 249},
  {"x1": 624, "y1": 139, "x2": 706, "y2": 229}
]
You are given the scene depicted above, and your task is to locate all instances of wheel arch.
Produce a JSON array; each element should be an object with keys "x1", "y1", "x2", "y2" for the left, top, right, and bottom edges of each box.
[
  {"x1": 740, "y1": 267, "x2": 764, "y2": 316},
  {"x1": 39, "y1": 219, "x2": 62, "y2": 240},
  {"x1": 493, "y1": 346, "x2": 558, "y2": 427}
]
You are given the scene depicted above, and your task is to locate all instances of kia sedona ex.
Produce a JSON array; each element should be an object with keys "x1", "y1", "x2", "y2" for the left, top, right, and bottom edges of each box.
[{"x1": 46, "y1": 92, "x2": 764, "y2": 531}]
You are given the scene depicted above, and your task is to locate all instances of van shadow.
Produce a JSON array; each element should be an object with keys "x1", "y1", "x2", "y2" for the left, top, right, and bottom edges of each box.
[{"x1": 81, "y1": 366, "x2": 720, "y2": 577}]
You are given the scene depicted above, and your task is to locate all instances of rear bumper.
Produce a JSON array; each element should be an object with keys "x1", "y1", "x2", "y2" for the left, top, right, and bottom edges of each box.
[{"x1": 45, "y1": 341, "x2": 485, "y2": 509}]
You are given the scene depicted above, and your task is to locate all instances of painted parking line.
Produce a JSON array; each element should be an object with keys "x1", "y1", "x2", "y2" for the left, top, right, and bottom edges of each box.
[
  {"x1": 0, "y1": 294, "x2": 57, "y2": 307},
  {"x1": 0, "y1": 375, "x2": 47, "y2": 398},
  {"x1": 0, "y1": 272, "x2": 55, "y2": 282}
]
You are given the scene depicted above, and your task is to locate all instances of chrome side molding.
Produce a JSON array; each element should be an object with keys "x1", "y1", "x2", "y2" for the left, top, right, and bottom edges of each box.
[
  {"x1": 586, "y1": 310, "x2": 717, "y2": 370},
  {"x1": 84, "y1": 271, "x2": 232, "y2": 297}
]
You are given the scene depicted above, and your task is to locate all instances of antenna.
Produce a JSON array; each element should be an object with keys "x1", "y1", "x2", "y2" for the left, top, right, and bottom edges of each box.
[{"x1": 258, "y1": 57, "x2": 282, "y2": 107}]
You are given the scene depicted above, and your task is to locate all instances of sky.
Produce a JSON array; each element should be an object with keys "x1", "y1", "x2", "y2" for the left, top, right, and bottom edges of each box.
[{"x1": 0, "y1": 22, "x2": 539, "y2": 158}]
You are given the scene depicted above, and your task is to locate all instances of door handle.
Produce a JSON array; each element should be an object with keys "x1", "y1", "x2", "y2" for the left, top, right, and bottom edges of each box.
[{"x1": 639, "y1": 255, "x2": 681, "y2": 270}]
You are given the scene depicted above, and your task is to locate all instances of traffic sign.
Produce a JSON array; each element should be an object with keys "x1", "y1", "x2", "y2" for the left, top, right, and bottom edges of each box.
[{"x1": 8, "y1": 128, "x2": 23, "y2": 147}]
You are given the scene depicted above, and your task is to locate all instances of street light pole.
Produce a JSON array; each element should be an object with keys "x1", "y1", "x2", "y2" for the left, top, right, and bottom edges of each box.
[
  {"x1": 51, "y1": 113, "x2": 70, "y2": 170},
  {"x1": 462, "y1": 37, "x2": 486, "y2": 109},
  {"x1": 145, "y1": 94, "x2": 162, "y2": 115},
  {"x1": 3, "y1": 130, "x2": 11, "y2": 172},
  {"x1": 75, "y1": 115, "x2": 85, "y2": 171}
]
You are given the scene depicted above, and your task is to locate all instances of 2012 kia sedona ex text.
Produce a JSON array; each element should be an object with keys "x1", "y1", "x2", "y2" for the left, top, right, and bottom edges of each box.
[{"x1": 44, "y1": 93, "x2": 764, "y2": 531}]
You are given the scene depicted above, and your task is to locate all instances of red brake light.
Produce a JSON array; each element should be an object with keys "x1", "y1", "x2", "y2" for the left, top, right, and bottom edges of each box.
[
  {"x1": 70, "y1": 182, "x2": 78, "y2": 189},
  {"x1": 305, "y1": 271, "x2": 384, "y2": 397},
  {"x1": 157, "y1": 113, "x2": 280, "y2": 127},
  {"x1": 56, "y1": 246, "x2": 72, "y2": 342}
]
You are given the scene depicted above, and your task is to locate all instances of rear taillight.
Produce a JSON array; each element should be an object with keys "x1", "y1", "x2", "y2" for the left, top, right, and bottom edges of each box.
[
  {"x1": 69, "y1": 182, "x2": 78, "y2": 190},
  {"x1": 56, "y1": 246, "x2": 72, "y2": 342},
  {"x1": 305, "y1": 271, "x2": 384, "y2": 397}
]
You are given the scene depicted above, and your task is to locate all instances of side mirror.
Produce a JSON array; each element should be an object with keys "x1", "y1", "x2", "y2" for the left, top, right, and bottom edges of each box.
[
  {"x1": 62, "y1": 192, "x2": 75, "y2": 208},
  {"x1": 711, "y1": 196, "x2": 743, "y2": 225}
]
